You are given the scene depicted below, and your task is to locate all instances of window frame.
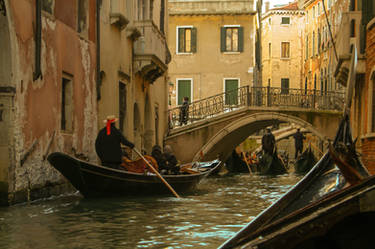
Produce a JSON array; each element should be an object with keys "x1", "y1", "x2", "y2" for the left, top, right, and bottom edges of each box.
[
  {"x1": 176, "y1": 25, "x2": 195, "y2": 55},
  {"x1": 281, "y1": 41, "x2": 290, "y2": 59},
  {"x1": 281, "y1": 78, "x2": 290, "y2": 94},
  {"x1": 281, "y1": 16, "x2": 290, "y2": 25},
  {"x1": 221, "y1": 25, "x2": 243, "y2": 53},
  {"x1": 223, "y1": 78, "x2": 240, "y2": 105},
  {"x1": 176, "y1": 78, "x2": 193, "y2": 106}
]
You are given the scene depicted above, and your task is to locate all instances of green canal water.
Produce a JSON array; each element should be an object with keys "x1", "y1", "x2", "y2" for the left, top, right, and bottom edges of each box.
[{"x1": 0, "y1": 174, "x2": 302, "y2": 249}]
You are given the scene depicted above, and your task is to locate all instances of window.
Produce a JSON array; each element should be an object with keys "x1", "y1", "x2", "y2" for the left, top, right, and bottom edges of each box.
[
  {"x1": 312, "y1": 31, "x2": 315, "y2": 56},
  {"x1": 224, "y1": 79, "x2": 239, "y2": 105},
  {"x1": 306, "y1": 35, "x2": 309, "y2": 59},
  {"x1": 281, "y1": 17, "x2": 290, "y2": 25},
  {"x1": 77, "y1": 0, "x2": 88, "y2": 34},
  {"x1": 119, "y1": 82, "x2": 127, "y2": 132},
  {"x1": 221, "y1": 26, "x2": 244, "y2": 52},
  {"x1": 61, "y1": 74, "x2": 73, "y2": 132},
  {"x1": 177, "y1": 27, "x2": 197, "y2": 53},
  {"x1": 177, "y1": 79, "x2": 192, "y2": 105},
  {"x1": 281, "y1": 42, "x2": 290, "y2": 58},
  {"x1": 269, "y1": 42, "x2": 271, "y2": 58},
  {"x1": 281, "y1": 78, "x2": 289, "y2": 94}
]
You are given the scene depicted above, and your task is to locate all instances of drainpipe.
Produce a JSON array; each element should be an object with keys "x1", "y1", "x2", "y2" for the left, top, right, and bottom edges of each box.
[
  {"x1": 33, "y1": 0, "x2": 42, "y2": 81},
  {"x1": 96, "y1": 0, "x2": 101, "y2": 100}
]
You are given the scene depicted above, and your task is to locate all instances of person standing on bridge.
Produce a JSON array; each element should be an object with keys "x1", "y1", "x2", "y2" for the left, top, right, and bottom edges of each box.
[
  {"x1": 293, "y1": 128, "x2": 306, "y2": 159},
  {"x1": 179, "y1": 96, "x2": 189, "y2": 125},
  {"x1": 262, "y1": 128, "x2": 276, "y2": 156}
]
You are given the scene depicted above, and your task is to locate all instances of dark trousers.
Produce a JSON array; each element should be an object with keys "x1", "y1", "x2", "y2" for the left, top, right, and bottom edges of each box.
[{"x1": 295, "y1": 146, "x2": 303, "y2": 159}]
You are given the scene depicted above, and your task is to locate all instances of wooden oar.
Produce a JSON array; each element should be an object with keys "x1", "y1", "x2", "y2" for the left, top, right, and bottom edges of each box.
[
  {"x1": 242, "y1": 152, "x2": 253, "y2": 175},
  {"x1": 133, "y1": 148, "x2": 181, "y2": 198}
]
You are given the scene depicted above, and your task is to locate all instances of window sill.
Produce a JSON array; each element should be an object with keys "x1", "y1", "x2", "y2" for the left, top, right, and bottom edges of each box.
[
  {"x1": 223, "y1": 52, "x2": 241, "y2": 55},
  {"x1": 176, "y1": 52, "x2": 194, "y2": 55},
  {"x1": 280, "y1": 57, "x2": 290, "y2": 60},
  {"x1": 361, "y1": 133, "x2": 375, "y2": 140}
]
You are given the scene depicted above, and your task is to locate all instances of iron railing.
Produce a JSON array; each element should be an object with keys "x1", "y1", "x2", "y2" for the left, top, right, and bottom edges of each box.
[{"x1": 168, "y1": 86, "x2": 345, "y2": 129}]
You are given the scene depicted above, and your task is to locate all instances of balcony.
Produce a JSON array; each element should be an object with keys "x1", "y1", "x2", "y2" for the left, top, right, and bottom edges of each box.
[
  {"x1": 334, "y1": 11, "x2": 365, "y2": 86},
  {"x1": 133, "y1": 20, "x2": 170, "y2": 83},
  {"x1": 110, "y1": 0, "x2": 129, "y2": 30}
]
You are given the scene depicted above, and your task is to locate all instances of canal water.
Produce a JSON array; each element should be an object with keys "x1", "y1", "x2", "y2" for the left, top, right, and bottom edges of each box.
[{"x1": 0, "y1": 174, "x2": 302, "y2": 249}]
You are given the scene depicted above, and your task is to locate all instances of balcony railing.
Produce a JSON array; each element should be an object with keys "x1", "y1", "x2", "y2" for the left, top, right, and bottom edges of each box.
[{"x1": 168, "y1": 86, "x2": 345, "y2": 129}]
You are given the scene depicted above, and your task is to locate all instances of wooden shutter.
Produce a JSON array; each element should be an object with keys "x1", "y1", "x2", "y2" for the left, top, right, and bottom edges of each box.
[
  {"x1": 281, "y1": 78, "x2": 289, "y2": 94},
  {"x1": 178, "y1": 28, "x2": 185, "y2": 53},
  {"x1": 191, "y1": 27, "x2": 197, "y2": 53},
  {"x1": 225, "y1": 80, "x2": 239, "y2": 105},
  {"x1": 238, "y1": 27, "x2": 244, "y2": 52},
  {"x1": 177, "y1": 80, "x2": 191, "y2": 105},
  {"x1": 220, "y1": 27, "x2": 226, "y2": 52}
]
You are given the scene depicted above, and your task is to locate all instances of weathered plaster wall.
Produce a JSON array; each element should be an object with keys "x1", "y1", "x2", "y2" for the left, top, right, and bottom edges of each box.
[
  {"x1": 262, "y1": 10, "x2": 305, "y2": 89},
  {"x1": 0, "y1": 0, "x2": 98, "y2": 205},
  {"x1": 168, "y1": 14, "x2": 256, "y2": 106}
]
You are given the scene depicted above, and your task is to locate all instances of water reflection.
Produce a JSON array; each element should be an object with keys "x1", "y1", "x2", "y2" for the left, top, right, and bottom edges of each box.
[{"x1": 0, "y1": 174, "x2": 301, "y2": 249}]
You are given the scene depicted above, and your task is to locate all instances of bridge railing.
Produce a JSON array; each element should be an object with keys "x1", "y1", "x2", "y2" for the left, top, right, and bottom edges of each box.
[{"x1": 168, "y1": 86, "x2": 345, "y2": 129}]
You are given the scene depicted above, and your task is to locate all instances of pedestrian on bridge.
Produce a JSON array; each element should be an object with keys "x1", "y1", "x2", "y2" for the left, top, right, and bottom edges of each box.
[
  {"x1": 293, "y1": 128, "x2": 306, "y2": 159},
  {"x1": 179, "y1": 96, "x2": 189, "y2": 125}
]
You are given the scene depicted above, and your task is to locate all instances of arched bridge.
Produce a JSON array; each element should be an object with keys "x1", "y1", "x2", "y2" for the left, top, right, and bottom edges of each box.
[{"x1": 166, "y1": 86, "x2": 345, "y2": 163}]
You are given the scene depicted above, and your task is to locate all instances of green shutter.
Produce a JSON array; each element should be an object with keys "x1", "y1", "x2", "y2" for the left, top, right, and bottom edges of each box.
[
  {"x1": 178, "y1": 28, "x2": 185, "y2": 53},
  {"x1": 225, "y1": 80, "x2": 238, "y2": 105},
  {"x1": 220, "y1": 27, "x2": 226, "y2": 52},
  {"x1": 238, "y1": 27, "x2": 244, "y2": 52},
  {"x1": 191, "y1": 27, "x2": 197, "y2": 53},
  {"x1": 178, "y1": 80, "x2": 191, "y2": 105}
]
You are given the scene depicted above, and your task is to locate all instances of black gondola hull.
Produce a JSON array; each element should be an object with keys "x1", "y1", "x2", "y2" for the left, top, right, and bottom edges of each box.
[{"x1": 47, "y1": 152, "x2": 221, "y2": 198}]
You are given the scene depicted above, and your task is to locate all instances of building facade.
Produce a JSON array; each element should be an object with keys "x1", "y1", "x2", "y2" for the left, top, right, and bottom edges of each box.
[
  {"x1": 0, "y1": 0, "x2": 98, "y2": 205},
  {"x1": 300, "y1": 0, "x2": 348, "y2": 98},
  {"x1": 168, "y1": 0, "x2": 256, "y2": 107},
  {"x1": 98, "y1": 0, "x2": 170, "y2": 155},
  {"x1": 262, "y1": 2, "x2": 305, "y2": 90}
]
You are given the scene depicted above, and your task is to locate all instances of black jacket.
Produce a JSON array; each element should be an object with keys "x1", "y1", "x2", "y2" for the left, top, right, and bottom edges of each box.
[
  {"x1": 293, "y1": 131, "x2": 305, "y2": 149},
  {"x1": 95, "y1": 124, "x2": 134, "y2": 164}
]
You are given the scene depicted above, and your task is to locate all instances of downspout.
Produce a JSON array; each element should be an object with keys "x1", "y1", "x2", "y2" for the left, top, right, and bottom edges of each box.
[
  {"x1": 33, "y1": 0, "x2": 42, "y2": 81},
  {"x1": 96, "y1": 0, "x2": 101, "y2": 100}
]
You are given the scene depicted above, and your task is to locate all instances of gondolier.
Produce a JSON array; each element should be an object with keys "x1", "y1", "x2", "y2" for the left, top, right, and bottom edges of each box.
[
  {"x1": 293, "y1": 128, "x2": 306, "y2": 159},
  {"x1": 95, "y1": 115, "x2": 135, "y2": 169},
  {"x1": 262, "y1": 128, "x2": 275, "y2": 155}
]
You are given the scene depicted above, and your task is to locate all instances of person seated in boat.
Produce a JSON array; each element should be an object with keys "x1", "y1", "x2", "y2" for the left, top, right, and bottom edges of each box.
[
  {"x1": 163, "y1": 145, "x2": 180, "y2": 174},
  {"x1": 151, "y1": 145, "x2": 167, "y2": 173},
  {"x1": 95, "y1": 115, "x2": 135, "y2": 169},
  {"x1": 293, "y1": 128, "x2": 306, "y2": 159},
  {"x1": 262, "y1": 128, "x2": 275, "y2": 156}
]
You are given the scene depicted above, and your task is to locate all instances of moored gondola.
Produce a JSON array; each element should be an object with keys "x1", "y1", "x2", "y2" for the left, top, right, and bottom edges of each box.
[
  {"x1": 47, "y1": 152, "x2": 221, "y2": 198},
  {"x1": 218, "y1": 115, "x2": 370, "y2": 249},
  {"x1": 294, "y1": 145, "x2": 317, "y2": 175}
]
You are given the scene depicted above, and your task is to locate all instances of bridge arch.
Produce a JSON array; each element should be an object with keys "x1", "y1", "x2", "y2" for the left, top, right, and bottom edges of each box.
[{"x1": 193, "y1": 112, "x2": 326, "y2": 162}]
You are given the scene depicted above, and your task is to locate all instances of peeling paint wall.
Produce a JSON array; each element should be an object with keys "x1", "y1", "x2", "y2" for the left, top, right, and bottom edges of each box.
[{"x1": 0, "y1": 0, "x2": 98, "y2": 205}]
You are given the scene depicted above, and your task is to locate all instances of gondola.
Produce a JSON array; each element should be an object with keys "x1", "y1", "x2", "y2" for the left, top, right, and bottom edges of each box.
[
  {"x1": 253, "y1": 150, "x2": 288, "y2": 175},
  {"x1": 294, "y1": 145, "x2": 317, "y2": 175},
  {"x1": 219, "y1": 115, "x2": 370, "y2": 249},
  {"x1": 47, "y1": 152, "x2": 221, "y2": 198}
]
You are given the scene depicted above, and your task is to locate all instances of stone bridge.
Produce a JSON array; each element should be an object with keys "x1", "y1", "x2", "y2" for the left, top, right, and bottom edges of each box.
[{"x1": 165, "y1": 86, "x2": 344, "y2": 163}]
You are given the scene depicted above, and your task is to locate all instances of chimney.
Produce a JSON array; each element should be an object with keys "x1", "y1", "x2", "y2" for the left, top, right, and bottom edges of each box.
[{"x1": 265, "y1": 1, "x2": 270, "y2": 12}]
